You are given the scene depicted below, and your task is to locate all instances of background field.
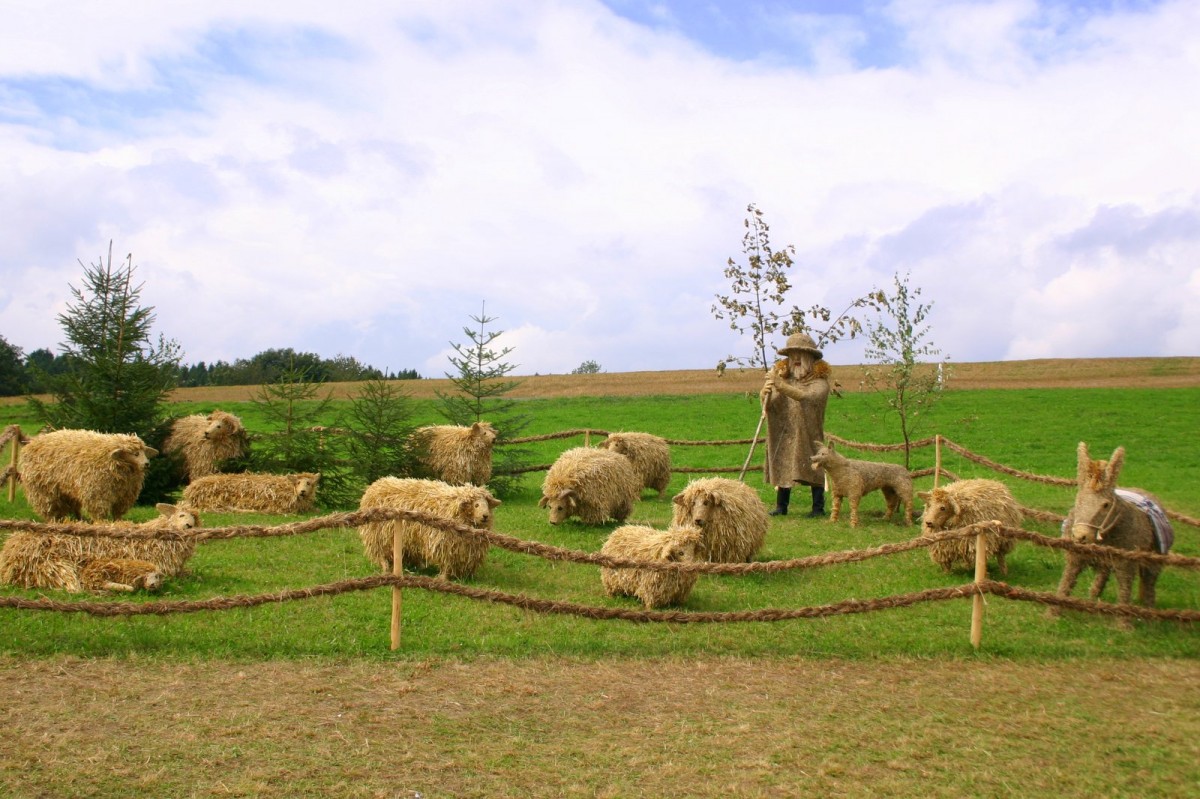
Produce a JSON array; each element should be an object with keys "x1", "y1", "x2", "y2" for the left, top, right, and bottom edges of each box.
[{"x1": 2, "y1": 358, "x2": 1198, "y2": 798}]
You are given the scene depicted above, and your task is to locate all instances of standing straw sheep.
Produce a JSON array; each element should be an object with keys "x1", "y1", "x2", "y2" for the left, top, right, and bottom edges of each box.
[
  {"x1": 539, "y1": 447, "x2": 641, "y2": 525},
  {"x1": 600, "y1": 524, "x2": 704, "y2": 609},
  {"x1": 183, "y1": 472, "x2": 320, "y2": 514},
  {"x1": 0, "y1": 503, "x2": 201, "y2": 591},
  {"x1": 161, "y1": 409, "x2": 248, "y2": 482},
  {"x1": 917, "y1": 479, "x2": 1021, "y2": 575},
  {"x1": 671, "y1": 477, "x2": 770, "y2": 563},
  {"x1": 597, "y1": 432, "x2": 672, "y2": 498},
  {"x1": 358, "y1": 477, "x2": 500, "y2": 580},
  {"x1": 411, "y1": 422, "x2": 498, "y2": 486},
  {"x1": 1051, "y1": 442, "x2": 1170, "y2": 627},
  {"x1": 20, "y1": 429, "x2": 158, "y2": 521},
  {"x1": 810, "y1": 440, "x2": 913, "y2": 528}
]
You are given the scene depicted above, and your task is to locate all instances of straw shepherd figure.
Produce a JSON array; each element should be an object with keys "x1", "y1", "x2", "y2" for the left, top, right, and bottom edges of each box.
[{"x1": 760, "y1": 333, "x2": 832, "y2": 517}]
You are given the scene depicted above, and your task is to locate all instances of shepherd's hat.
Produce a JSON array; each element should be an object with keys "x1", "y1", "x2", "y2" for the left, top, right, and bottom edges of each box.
[{"x1": 777, "y1": 332, "x2": 822, "y2": 359}]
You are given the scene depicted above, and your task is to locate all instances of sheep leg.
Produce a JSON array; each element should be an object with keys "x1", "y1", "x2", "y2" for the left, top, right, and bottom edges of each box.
[
  {"x1": 881, "y1": 488, "x2": 898, "y2": 522},
  {"x1": 102, "y1": 581, "x2": 135, "y2": 592}
]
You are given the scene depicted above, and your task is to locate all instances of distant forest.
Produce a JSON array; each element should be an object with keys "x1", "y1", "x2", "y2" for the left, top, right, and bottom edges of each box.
[{"x1": 0, "y1": 337, "x2": 420, "y2": 397}]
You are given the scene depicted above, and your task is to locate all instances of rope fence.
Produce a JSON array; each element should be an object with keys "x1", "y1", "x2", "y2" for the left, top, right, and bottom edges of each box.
[{"x1": 3, "y1": 509, "x2": 1199, "y2": 650}]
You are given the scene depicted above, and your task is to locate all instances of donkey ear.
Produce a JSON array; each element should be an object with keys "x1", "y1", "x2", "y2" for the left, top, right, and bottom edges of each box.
[
  {"x1": 1076, "y1": 442, "x2": 1091, "y2": 484},
  {"x1": 1105, "y1": 446, "x2": 1126, "y2": 485}
]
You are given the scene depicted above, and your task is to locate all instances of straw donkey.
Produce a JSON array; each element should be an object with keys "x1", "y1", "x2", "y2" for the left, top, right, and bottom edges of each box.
[{"x1": 1050, "y1": 442, "x2": 1170, "y2": 627}]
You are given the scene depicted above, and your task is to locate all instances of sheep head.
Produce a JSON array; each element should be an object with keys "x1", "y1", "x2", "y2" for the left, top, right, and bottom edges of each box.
[
  {"x1": 674, "y1": 490, "x2": 721, "y2": 528},
  {"x1": 155, "y1": 502, "x2": 200, "y2": 530},
  {"x1": 918, "y1": 488, "x2": 958, "y2": 535},
  {"x1": 458, "y1": 492, "x2": 501, "y2": 528},
  {"x1": 292, "y1": 474, "x2": 321, "y2": 502},
  {"x1": 539, "y1": 490, "x2": 578, "y2": 525}
]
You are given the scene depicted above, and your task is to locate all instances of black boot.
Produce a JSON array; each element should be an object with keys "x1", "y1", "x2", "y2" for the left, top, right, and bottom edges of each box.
[
  {"x1": 769, "y1": 486, "x2": 791, "y2": 516},
  {"x1": 807, "y1": 486, "x2": 826, "y2": 517}
]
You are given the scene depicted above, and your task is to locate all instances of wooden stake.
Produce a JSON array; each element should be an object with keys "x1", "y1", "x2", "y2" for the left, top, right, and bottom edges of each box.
[
  {"x1": 934, "y1": 434, "x2": 942, "y2": 489},
  {"x1": 970, "y1": 525, "x2": 990, "y2": 650},
  {"x1": 390, "y1": 526, "x2": 403, "y2": 650},
  {"x1": 583, "y1": 430, "x2": 591, "y2": 447},
  {"x1": 7, "y1": 431, "x2": 19, "y2": 504}
]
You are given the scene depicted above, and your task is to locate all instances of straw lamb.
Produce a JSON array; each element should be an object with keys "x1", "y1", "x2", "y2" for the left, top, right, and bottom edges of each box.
[
  {"x1": 1050, "y1": 442, "x2": 1170, "y2": 627},
  {"x1": 0, "y1": 503, "x2": 201, "y2": 591},
  {"x1": 600, "y1": 524, "x2": 704, "y2": 609},
  {"x1": 183, "y1": 472, "x2": 320, "y2": 514},
  {"x1": 671, "y1": 477, "x2": 770, "y2": 563},
  {"x1": 79, "y1": 558, "x2": 164, "y2": 593},
  {"x1": 539, "y1": 447, "x2": 641, "y2": 525},
  {"x1": 411, "y1": 422, "x2": 498, "y2": 486},
  {"x1": 358, "y1": 477, "x2": 500, "y2": 580},
  {"x1": 917, "y1": 479, "x2": 1021, "y2": 575},
  {"x1": 597, "y1": 432, "x2": 672, "y2": 498},
  {"x1": 810, "y1": 440, "x2": 913, "y2": 527},
  {"x1": 19, "y1": 429, "x2": 158, "y2": 521},
  {"x1": 161, "y1": 409, "x2": 248, "y2": 482}
]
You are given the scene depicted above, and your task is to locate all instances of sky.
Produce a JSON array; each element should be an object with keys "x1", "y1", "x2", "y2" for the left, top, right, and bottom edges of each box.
[{"x1": 1, "y1": 0, "x2": 1197, "y2": 378}]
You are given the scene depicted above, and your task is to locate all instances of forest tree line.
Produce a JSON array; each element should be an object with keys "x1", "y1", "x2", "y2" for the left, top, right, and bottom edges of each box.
[{"x1": 0, "y1": 336, "x2": 420, "y2": 397}]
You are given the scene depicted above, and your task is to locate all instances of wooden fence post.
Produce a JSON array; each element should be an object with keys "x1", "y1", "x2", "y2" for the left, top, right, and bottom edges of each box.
[
  {"x1": 390, "y1": 526, "x2": 403, "y2": 650},
  {"x1": 583, "y1": 430, "x2": 591, "y2": 447},
  {"x1": 970, "y1": 524, "x2": 990, "y2": 650},
  {"x1": 7, "y1": 431, "x2": 19, "y2": 503},
  {"x1": 934, "y1": 434, "x2": 942, "y2": 489}
]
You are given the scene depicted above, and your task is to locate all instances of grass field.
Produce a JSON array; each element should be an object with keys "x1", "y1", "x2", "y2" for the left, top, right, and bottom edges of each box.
[{"x1": 2, "y1": 359, "x2": 1198, "y2": 798}]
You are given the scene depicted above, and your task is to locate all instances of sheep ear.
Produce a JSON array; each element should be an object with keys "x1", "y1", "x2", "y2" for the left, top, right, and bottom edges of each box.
[
  {"x1": 1105, "y1": 447, "x2": 1125, "y2": 486},
  {"x1": 487, "y1": 496, "x2": 502, "y2": 508},
  {"x1": 537, "y1": 495, "x2": 549, "y2": 508},
  {"x1": 672, "y1": 494, "x2": 685, "y2": 507},
  {"x1": 145, "y1": 446, "x2": 158, "y2": 458},
  {"x1": 155, "y1": 503, "x2": 177, "y2": 516},
  {"x1": 1076, "y1": 442, "x2": 1091, "y2": 485}
]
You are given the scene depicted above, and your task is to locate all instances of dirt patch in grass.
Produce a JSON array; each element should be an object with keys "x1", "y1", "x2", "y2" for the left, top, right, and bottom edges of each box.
[{"x1": 4, "y1": 654, "x2": 1199, "y2": 798}]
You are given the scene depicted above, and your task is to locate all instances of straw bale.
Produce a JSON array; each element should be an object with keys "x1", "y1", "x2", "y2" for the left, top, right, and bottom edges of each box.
[
  {"x1": 161, "y1": 410, "x2": 248, "y2": 482},
  {"x1": 597, "y1": 432, "x2": 671, "y2": 498},
  {"x1": 600, "y1": 524, "x2": 703, "y2": 609},
  {"x1": 411, "y1": 422, "x2": 497, "y2": 486},
  {"x1": 539, "y1": 447, "x2": 641, "y2": 525},
  {"x1": 358, "y1": 477, "x2": 500, "y2": 580},
  {"x1": 671, "y1": 477, "x2": 769, "y2": 563},
  {"x1": 810, "y1": 440, "x2": 914, "y2": 528},
  {"x1": 78, "y1": 558, "x2": 164, "y2": 593},
  {"x1": 918, "y1": 479, "x2": 1021, "y2": 575},
  {"x1": 20, "y1": 429, "x2": 158, "y2": 521},
  {"x1": 182, "y1": 472, "x2": 320, "y2": 514}
]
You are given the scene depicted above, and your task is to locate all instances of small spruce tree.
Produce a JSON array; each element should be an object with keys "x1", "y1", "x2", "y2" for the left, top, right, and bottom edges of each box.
[{"x1": 344, "y1": 378, "x2": 418, "y2": 487}]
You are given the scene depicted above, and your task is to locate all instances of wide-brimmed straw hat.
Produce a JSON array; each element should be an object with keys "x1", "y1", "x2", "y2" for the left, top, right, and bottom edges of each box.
[{"x1": 777, "y1": 332, "x2": 822, "y2": 359}]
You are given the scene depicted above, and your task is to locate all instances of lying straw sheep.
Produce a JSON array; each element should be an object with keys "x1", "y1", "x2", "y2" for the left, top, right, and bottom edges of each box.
[
  {"x1": 600, "y1": 524, "x2": 704, "y2": 609},
  {"x1": 358, "y1": 477, "x2": 500, "y2": 579},
  {"x1": 539, "y1": 447, "x2": 641, "y2": 525},
  {"x1": 671, "y1": 477, "x2": 770, "y2": 563},
  {"x1": 20, "y1": 429, "x2": 158, "y2": 521},
  {"x1": 79, "y1": 558, "x2": 164, "y2": 593},
  {"x1": 183, "y1": 472, "x2": 320, "y2": 514},
  {"x1": 918, "y1": 479, "x2": 1022, "y2": 575},
  {"x1": 0, "y1": 503, "x2": 200, "y2": 591},
  {"x1": 1052, "y1": 442, "x2": 1170, "y2": 626},
  {"x1": 411, "y1": 422, "x2": 498, "y2": 486},
  {"x1": 810, "y1": 440, "x2": 913, "y2": 528},
  {"x1": 161, "y1": 409, "x2": 248, "y2": 482},
  {"x1": 597, "y1": 432, "x2": 672, "y2": 498}
]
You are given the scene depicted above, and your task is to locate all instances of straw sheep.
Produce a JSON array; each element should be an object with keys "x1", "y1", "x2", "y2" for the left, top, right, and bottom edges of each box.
[
  {"x1": 161, "y1": 409, "x2": 248, "y2": 482},
  {"x1": 539, "y1": 447, "x2": 641, "y2": 525},
  {"x1": 358, "y1": 477, "x2": 500, "y2": 580},
  {"x1": 670, "y1": 477, "x2": 770, "y2": 563},
  {"x1": 183, "y1": 472, "x2": 320, "y2": 514},
  {"x1": 1051, "y1": 442, "x2": 1169, "y2": 626},
  {"x1": 810, "y1": 440, "x2": 914, "y2": 528},
  {"x1": 917, "y1": 479, "x2": 1021, "y2": 575},
  {"x1": 597, "y1": 432, "x2": 672, "y2": 499},
  {"x1": 79, "y1": 558, "x2": 164, "y2": 593},
  {"x1": 0, "y1": 502, "x2": 200, "y2": 591},
  {"x1": 600, "y1": 524, "x2": 704, "y2": 609},
  {"x1": 411, "y1": 422, "x2": 498, "y2": 486},
  {"x1": 20, "y1": 429, "x2": 158, "y2": 521}
]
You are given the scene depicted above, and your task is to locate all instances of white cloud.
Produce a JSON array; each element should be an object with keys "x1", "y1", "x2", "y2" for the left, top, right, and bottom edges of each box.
[{"x1": 1, "y1": 0, "x2": 1198, "y2": 377}]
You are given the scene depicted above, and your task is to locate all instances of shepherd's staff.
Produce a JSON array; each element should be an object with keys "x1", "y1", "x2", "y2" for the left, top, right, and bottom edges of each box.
[{"x1": 738, "y1": 393, "x2": 768, "y2": 482}]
